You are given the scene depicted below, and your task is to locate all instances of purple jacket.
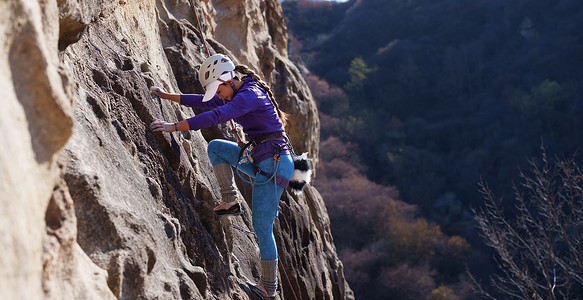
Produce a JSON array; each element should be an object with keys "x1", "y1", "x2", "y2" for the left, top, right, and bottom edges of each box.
[{"x1": 180, "y1": 77, "x2": 290, "y2": 163}]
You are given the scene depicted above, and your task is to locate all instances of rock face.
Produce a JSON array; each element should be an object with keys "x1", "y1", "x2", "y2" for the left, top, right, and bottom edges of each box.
[{"x1": 1, "y1": 0, "x2": 350, "y2": 299}]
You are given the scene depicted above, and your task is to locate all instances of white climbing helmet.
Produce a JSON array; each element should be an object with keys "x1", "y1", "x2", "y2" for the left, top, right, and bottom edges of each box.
[{"x1": 198, "y1": 54, "x2": 236, "y2": 102}]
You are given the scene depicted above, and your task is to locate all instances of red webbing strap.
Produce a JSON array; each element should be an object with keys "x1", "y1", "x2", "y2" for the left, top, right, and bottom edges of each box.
[{"x1": 254, "y1": 166, "x2": 290, "y2": 189}]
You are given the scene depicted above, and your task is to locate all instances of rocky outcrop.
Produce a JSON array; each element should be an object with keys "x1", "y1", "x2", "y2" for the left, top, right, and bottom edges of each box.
[{"x1": 1, "y1": 0, "x2": 349, "y2": 299}]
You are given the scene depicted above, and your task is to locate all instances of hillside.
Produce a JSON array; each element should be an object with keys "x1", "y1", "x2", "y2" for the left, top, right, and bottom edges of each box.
[
  {"x1": 285, "y1": 0, "x2": 583, "y2": 223},
  {"x1": 283, "y1": 0, "x2": 583, "y2": 298}
]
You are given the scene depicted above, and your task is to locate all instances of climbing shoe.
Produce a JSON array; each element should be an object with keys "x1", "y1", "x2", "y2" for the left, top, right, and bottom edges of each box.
[
  {"x1": 247, "y1": 282, "x2": 275, "y2": 300},
  {"x1": 214, "y1": 202, "x2": 242, "y2": 216}
]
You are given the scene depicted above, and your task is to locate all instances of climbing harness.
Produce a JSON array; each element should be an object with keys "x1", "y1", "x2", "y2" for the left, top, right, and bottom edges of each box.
[{"x1": 234, "y1": 132, "x2": 291, "y2": 188}]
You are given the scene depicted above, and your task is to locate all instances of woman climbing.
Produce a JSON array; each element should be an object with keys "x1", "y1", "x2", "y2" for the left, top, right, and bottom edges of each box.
[{"x1": 149, "y1": 53, "x2": 294, "y2": 299}]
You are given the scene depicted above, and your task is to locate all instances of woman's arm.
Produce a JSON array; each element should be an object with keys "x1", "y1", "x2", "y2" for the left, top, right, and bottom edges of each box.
[
  {"x1": 150, "y1": 91, "x2": 257, "y2": 133},
  {"x1": 150, "y1": 86, "x2": 221, "y2": 109},
  {"x1": 150, "y1": 86, "x2": 181, "y2": 103},
  {"x1": 150, "y1": 103, "x2": 244, "y2": 133},
  {"x1": 150, "y1": 119, "x2": 190, "y2": 132},
  {"x1": 185, "y1": 92, "x2": 257, "y2": 131}
]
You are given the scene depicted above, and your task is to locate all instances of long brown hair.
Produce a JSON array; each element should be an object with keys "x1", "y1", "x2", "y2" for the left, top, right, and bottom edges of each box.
[{"x1": 235, "y1": 65, "x2": 289, "y2": 127}]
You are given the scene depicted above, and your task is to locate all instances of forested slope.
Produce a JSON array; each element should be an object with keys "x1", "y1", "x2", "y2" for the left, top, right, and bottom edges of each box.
[{"x1": 283, "y1": 0, "x2": 583, "y2": 298}]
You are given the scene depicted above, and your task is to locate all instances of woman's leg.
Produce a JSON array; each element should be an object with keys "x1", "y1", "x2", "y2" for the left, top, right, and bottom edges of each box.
[
  {"x1": 251, "y1": 154, "x2": 294, "y2": 296},
  {"x1": 207, "y1": 139, "x2": 254, "y2": 211},
  {"x1": 207, "y1": 139, "x2": 254, "y2": 174},
  {"x1": 251, "y1": 154, "x2": 294, "y2": 259}
]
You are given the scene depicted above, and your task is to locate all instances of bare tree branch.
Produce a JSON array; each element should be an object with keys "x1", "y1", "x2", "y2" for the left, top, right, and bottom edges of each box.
[{"x1": 471, "y1": 150, "x2": 583, "y2": 299}]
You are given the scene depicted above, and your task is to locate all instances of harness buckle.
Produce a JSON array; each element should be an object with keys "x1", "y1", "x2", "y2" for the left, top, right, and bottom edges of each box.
[{"x1": 272, "y1": 142, "x2": 282, "y2": 162}]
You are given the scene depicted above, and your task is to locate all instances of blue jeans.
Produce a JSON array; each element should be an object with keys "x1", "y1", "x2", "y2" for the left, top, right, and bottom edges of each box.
[{"x1": 207, "y1": 139, "x2": 294, "y2": 260}]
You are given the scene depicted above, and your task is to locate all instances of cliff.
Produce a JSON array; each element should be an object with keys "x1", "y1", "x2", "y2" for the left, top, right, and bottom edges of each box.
[{"x1": 0, "y1": 0, "x2": 352, "y2": 299}]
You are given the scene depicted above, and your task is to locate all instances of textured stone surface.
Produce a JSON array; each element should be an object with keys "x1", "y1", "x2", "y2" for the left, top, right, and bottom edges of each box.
[{"x1": 0, "y1": 0, "x2": 350, "y2": 299}]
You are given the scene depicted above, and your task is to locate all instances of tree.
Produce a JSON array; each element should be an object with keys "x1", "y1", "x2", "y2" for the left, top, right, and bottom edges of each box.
[
  {"x1": 472, "y1": 149, "x2": 583, "y2": 299},
  {"x1": 345, "y1": 56, "x2": 373, "y2": 91}
]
